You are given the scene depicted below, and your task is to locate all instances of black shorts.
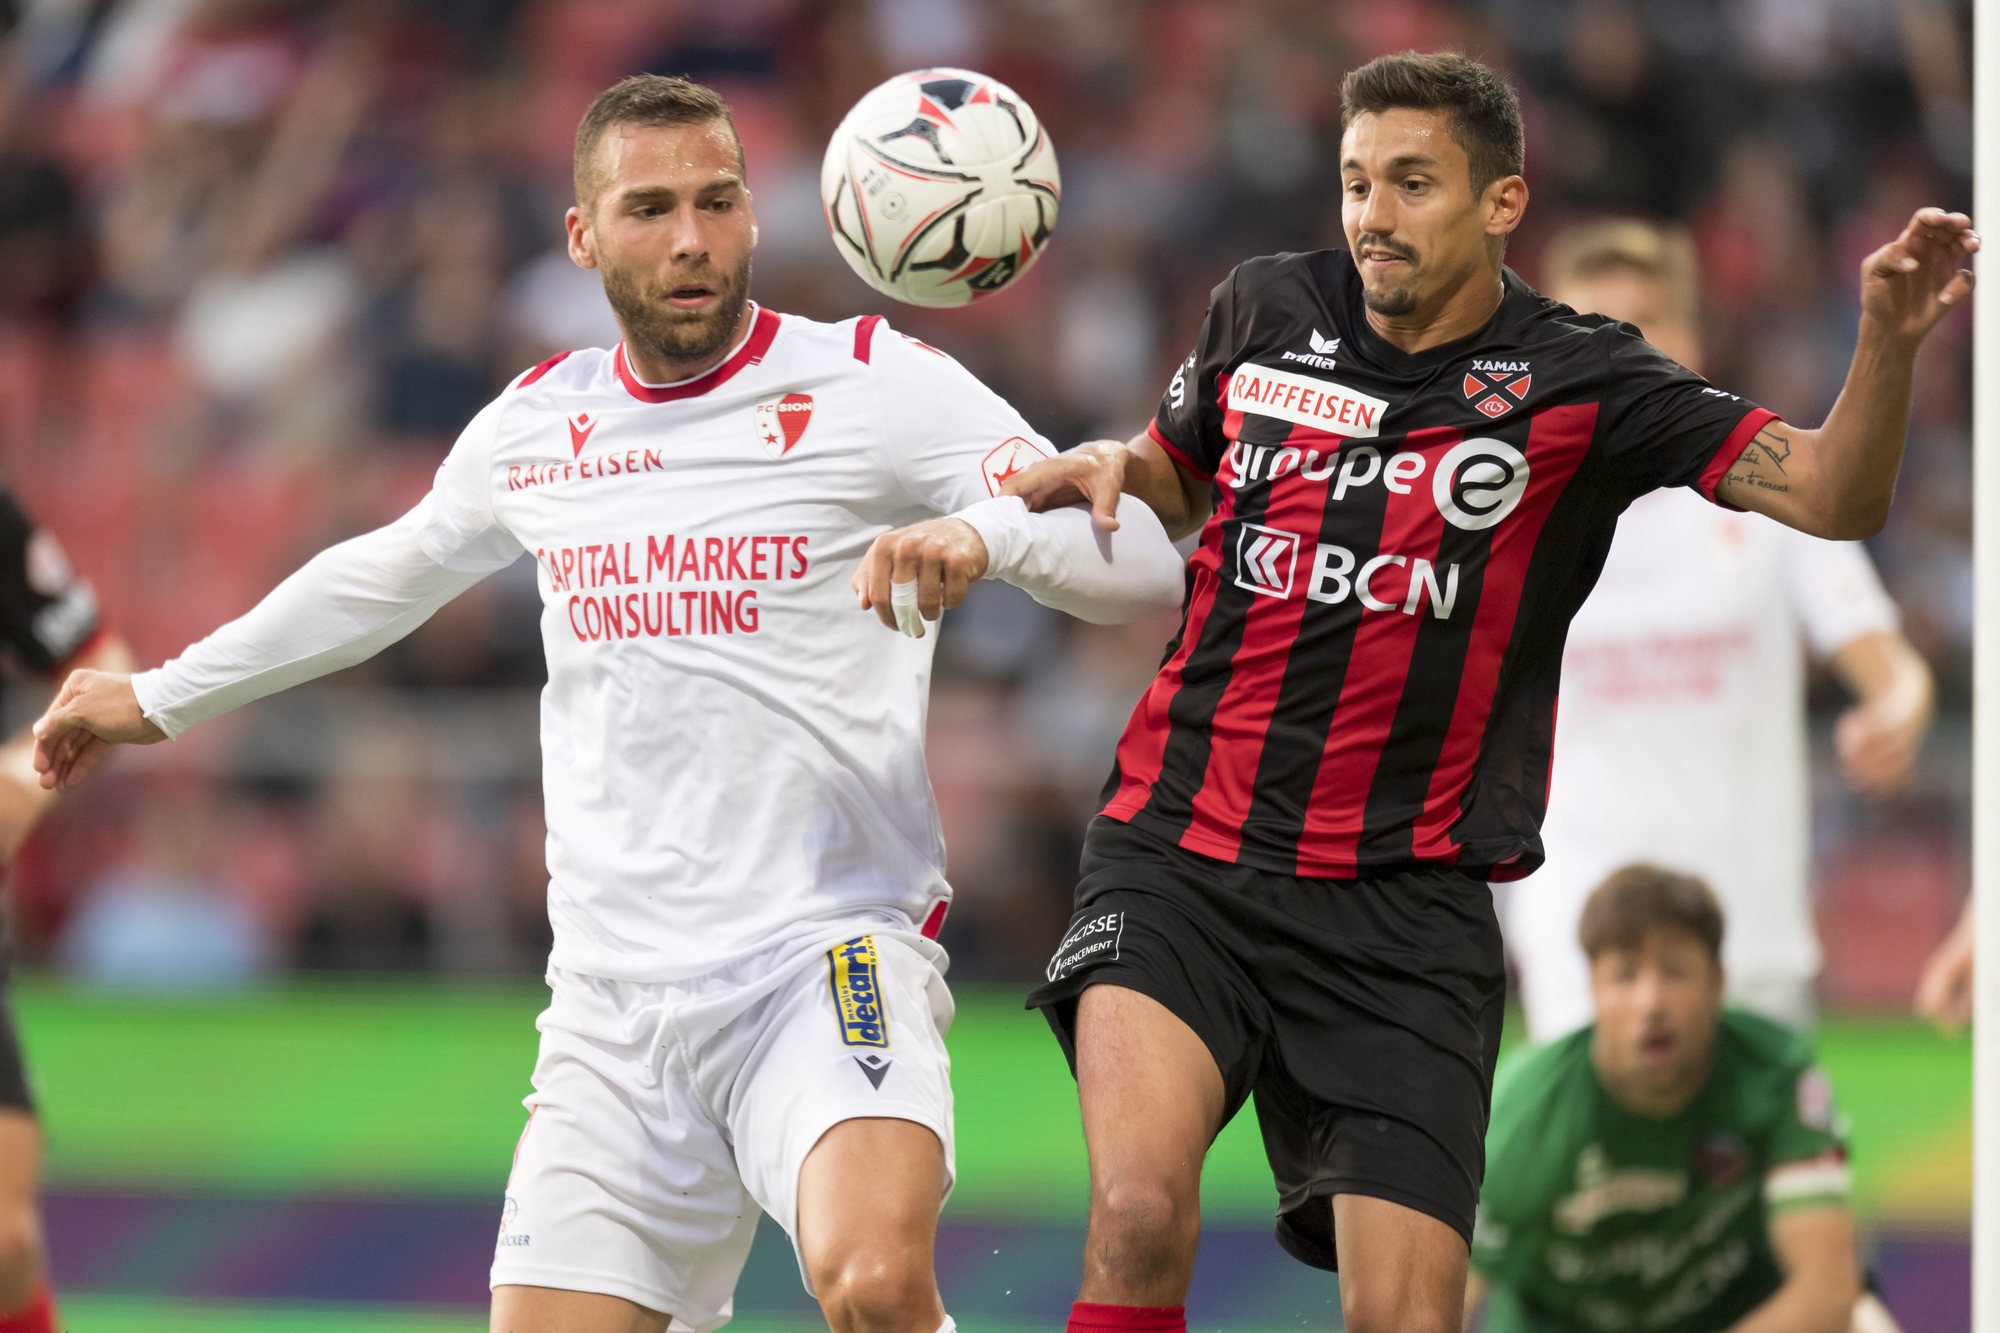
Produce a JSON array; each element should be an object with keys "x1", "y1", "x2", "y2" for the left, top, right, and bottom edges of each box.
[{"x1": 1026, "y1": 816, "x2": 1504, "y2": 1269}]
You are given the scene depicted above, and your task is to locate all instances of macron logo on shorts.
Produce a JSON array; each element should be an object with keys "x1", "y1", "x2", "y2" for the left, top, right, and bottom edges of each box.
[{"x1": 1046, "y1": 910, "x2": 1124, "y2": 982}]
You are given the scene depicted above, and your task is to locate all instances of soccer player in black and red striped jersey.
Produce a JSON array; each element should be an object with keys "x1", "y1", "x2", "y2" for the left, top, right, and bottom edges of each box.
[
  {"x1": 1004, "y1": 50, "x2": 1977, "y2": 1333},
  {"x1": 0, "y1": 489, "x2": 132, "y2": 1333}
]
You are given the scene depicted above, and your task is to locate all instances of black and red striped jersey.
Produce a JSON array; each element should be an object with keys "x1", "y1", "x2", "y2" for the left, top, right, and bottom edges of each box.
[
  {"x1": 0, "y1": 488, "x2": 101, "y2": 682},
  {"x1": 1104, "y1": 249, "x2": 1777, "y2": 880}
]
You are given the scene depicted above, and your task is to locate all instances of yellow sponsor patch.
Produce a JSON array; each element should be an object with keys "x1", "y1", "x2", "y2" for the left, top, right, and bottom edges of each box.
[{"x1": 826, "y1": 935, "x2": 891, "y2": 1048}]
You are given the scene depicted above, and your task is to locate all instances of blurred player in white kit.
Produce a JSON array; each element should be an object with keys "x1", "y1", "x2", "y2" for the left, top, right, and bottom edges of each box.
[
  {"x1": 28, "y1": 75, "x2": 1185, "y2": 1333},
  {"x1": 1508, "y1": 219, "x2": 1935, "y2": 1041}
]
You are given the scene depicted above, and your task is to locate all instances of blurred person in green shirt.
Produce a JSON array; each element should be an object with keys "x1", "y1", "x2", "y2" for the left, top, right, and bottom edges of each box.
[{"x1": 1465, "y1": 865, "x2": 1899, "y2": 1332}]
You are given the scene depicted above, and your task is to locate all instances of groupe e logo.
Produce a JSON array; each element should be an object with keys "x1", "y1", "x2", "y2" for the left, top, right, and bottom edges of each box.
[{"x1": 1225, "y1": 436, "x2": 1532, "y2": 533}]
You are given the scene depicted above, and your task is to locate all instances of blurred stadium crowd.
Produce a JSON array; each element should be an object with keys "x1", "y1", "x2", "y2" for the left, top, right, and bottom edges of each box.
[{"x1": 0, "y1": 0, "x2": 1973, "y2": 991}]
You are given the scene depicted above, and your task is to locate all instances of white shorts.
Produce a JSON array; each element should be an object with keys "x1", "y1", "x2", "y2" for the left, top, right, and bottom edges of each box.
[{"x1": 490, "y1": 924, "x2": 955, "y2": 1332}]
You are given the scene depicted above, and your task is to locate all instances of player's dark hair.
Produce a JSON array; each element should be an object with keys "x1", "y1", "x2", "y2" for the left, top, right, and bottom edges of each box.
[
  {"x1": 574, "y1": 74, "x2": 744, "y2": 205},
  {"x1": 1577, "y1": 864, "x2": 1725, "y2": 962},
  {"x1": 1340, "y1": 51, "x2": 1525, "y2": 196}
]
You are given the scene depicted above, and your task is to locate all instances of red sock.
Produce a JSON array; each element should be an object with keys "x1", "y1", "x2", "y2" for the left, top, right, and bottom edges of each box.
[
  {"x1": 0, "y1": 1284, "x2": 56, "y2": 1333},
  {"x1": 1067, "y1": 1302, "x2": 1186, "y2": 1333}
]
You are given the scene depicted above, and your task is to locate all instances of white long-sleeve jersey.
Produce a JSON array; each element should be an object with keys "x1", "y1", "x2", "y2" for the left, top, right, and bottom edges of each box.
[
  {"x1": 132, "y1": 307, "x2": 1184, "y2": 980},
  {"x1": 1509, "y1": 487, "x2": 1899, "y2": 1033}
]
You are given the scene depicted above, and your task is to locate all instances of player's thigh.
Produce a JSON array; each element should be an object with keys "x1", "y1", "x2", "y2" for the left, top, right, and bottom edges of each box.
[
  {"x1": 0, "y1": 1107, "x2": 41, "y2": 1284},
  {"x1": 0, "y1": 996, "x2": 44, "y2": 1288},
  {"x1": 0, "y1": 1106, "x2": 40, "y2": 1205},
  {"x1": 1073, "y1": 983, "x2": 1226, "y2": 1194},
  {"x1": 1026, "y1": 820, "x2": 1268, "y2": 1193},
  {"x1": 730, "y1": 931, "x2": 955, "y2": 1287},
  {"x1": 795, "y1": 1115, "x2": 948, "y2": 1305},
  {"x1": 495, "y1": 971, "x2": 759, "y2": 1329},
  {"x1": 1330, "y1": 1192, "x2": 1467, "y2": 1332},
  {"x1": 490, "y1": 1283, "x2": 669, "y2": 1333}
]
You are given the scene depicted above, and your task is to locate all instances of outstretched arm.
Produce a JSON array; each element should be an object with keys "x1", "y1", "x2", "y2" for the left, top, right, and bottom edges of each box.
[
  {"x1": 34, "y1": 509, "x2": 497, "y2": 790},
  {"x1": 853, "y1": 491, "x2": 1185, "y2": 637},
  {"x1": 1003, "y1": 430, "x2": 1215, "y2": 540},
  {"x1": 1724, "y1": 1205, "x2": 1860, "y2": 1333},
  {"x1": 0, "y1": 632, "x2": 134, "y2": 851},
  {"x1": 1716, "y1": 208, "x2": 1977, "y2": 537}
]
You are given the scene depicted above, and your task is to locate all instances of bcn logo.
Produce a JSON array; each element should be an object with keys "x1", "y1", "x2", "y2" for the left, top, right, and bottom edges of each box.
[
  {"x1": 1226, "y1": 437, "x2": 1531, "y2": 533},
  {"x1": 1235, "y1": 520, "x2": 1461, "y2": 621}
]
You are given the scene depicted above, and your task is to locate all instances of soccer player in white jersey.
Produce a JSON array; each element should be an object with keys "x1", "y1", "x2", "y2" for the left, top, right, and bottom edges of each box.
[
  {"x1": 1507, "y1": 219, "x2": 1936, "y2": 1041},
  {"x1": 27, "y1": 75, "x2": 1186, "y2": 1333}
]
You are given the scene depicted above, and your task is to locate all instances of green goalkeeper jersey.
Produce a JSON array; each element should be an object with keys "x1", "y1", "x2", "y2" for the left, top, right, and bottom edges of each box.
[{"x1": 1471, "y1": 1008, "x2": 1850, "y2": 1332}]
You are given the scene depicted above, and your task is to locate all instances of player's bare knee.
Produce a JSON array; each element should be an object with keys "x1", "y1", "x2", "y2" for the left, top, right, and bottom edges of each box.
[
  {"x1": 813, "y1": 1248, "x2": 936, "y2": 1332},
  {"x1": 0, "y1": 1207, "x2": 43, "y2": 1311},
  {"x1": 1088, "y1": 1177, "x2": 1199, "y2": 1276}
]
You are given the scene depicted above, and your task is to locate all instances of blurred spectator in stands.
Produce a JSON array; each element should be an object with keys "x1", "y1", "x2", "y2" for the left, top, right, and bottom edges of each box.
[{"x1": 58, "y1": 778, "x2": 271, "y2": 988}]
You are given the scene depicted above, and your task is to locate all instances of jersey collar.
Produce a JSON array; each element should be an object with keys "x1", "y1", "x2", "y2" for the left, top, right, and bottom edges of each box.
[{"x1": 614, "y1": 304, "x2": 782, "y2": 403}]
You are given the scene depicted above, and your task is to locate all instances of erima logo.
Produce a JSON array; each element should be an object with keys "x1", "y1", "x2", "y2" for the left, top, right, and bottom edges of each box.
[{"x1": 1280, "y1": 329, "x2": 1341, "y2": 370}]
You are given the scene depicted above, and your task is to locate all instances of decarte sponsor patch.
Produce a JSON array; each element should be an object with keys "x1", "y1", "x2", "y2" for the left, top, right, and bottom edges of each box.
[
  {"x1": 827, "y1": 935, "x2": 891, "y2": 1048},
  {"x1": 1224, "y1": 362, "x2": 1387, "y2": 438},
  {"x1": 1046, "y1": 909, "x2": 1124, "y2": 981}
]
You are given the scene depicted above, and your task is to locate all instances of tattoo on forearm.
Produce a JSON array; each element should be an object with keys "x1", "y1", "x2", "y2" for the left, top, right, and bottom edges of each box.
[
  {"x1": 1751, "y1": 423, "x2": 1792, "y2": 472},
  {"x1": 1725, "y1": 454, "x2": 1791, "y2": 495}
]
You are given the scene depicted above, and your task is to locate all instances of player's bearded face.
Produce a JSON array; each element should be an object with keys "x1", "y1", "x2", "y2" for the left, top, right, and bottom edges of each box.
[
  {"x1": 601, "y1": 248, "x2": 753, "y2": 367},
  {"x1": 570, "y1": 120, "x2": 759, "y2": 371},
  {"x1": 1588, "y1": 931, "x2": 1723, "y2": 1107}
]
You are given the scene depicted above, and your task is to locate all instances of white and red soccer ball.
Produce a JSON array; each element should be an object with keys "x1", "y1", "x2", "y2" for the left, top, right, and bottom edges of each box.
[{"x1": 821, "y1": 68, "x2": 1060, "y2": 307}]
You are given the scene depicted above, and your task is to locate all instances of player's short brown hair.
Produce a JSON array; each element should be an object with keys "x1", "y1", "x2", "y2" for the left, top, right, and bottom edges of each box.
[
  {"x1": 1340, "y1": 51, "x2": 1525, "y2": 196},
  {"x1": 1543, "y1": 218, "x2": 1701, "y2": 323},
  {"x1": 1577, "y1": 864, "x2": 1725, "y2": 963},
  {"x1": 574, "y1": 74, "x2": 743, "y2": 206}
]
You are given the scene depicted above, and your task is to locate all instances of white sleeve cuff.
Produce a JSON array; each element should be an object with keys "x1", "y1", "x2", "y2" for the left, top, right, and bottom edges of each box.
[
  {"x1": 129, "y1": 668, "x2": 184, "y2": 740},
  {"x1": 950, "y1": 493, "x2": 1185, "y2": 625}
]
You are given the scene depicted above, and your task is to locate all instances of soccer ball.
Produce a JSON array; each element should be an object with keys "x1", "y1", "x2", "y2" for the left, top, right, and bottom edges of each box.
[{"x1": 821, "y1": 68, "x2": 1060, "y2": 307}]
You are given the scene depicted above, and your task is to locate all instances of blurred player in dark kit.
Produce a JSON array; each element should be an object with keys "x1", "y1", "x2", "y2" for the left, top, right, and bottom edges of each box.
[
  {"x1": 1003, "y1": 49, "x2": 1976, "y2": 1333},
  {"x1": 0, "y1": 491, "x2": 132, "y2": 1333}
]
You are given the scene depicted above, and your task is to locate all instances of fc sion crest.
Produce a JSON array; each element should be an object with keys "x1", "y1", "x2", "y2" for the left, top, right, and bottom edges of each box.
[{"x1": 754, "y1": 394, "x2": 816, "y2": 457}]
